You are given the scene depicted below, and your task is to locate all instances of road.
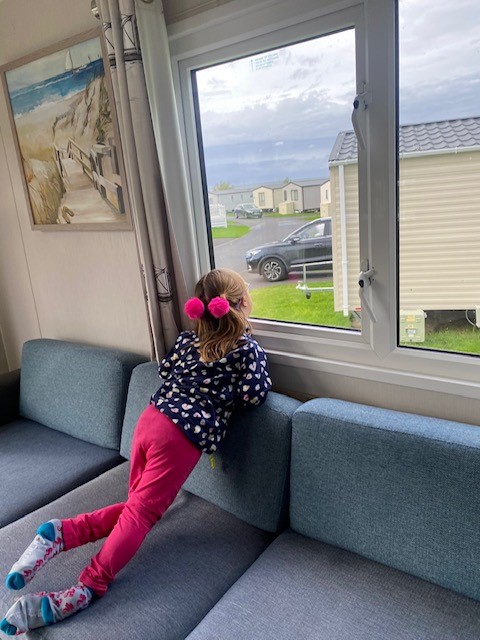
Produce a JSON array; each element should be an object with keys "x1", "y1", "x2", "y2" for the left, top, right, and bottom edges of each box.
[{"x1": 212, "y1": 216, "x2": 331, "y2": 289}]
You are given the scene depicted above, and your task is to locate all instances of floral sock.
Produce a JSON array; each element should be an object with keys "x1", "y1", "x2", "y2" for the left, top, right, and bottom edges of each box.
[
  {"x1": 5, "y1": 520, "x2": 64, "y2": 590},
  {"x1": 0, "y1": 582, "x2": 94, "y2": 635}
]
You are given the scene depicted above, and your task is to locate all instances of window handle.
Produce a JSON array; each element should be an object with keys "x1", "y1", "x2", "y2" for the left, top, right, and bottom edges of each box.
[
  {"x1": 358, "y1": 260, "x2": 377, "y2": 323},
  {"x1": 351, "y1": 87, "x2": 370, "y2": 151}
]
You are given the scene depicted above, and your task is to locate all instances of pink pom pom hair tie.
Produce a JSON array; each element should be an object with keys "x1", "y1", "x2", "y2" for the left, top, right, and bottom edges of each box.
[
  {"x1": 184, "y1": 297, "x2": 205, "y2": 319},
  {"x1": 207, "y1": 296, "x2": 230, "y2": 318}
]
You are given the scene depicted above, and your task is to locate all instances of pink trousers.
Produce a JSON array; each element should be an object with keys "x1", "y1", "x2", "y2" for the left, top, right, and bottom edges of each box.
[{"x1": 61, "y1": 405, "x2": 201, "y2": 596}]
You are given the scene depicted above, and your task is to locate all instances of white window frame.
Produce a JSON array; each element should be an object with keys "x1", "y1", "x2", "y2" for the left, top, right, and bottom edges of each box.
[{"x1": 169, "y1": 0, "x2": 480, "y2": 400}]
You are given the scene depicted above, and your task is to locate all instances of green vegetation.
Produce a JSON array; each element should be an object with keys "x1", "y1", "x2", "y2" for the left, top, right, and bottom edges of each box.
[
  {"x1": 262, "y1": 212, "x2": 321, "y2": 221},
  {"x1": 401, "y1": 327, "x2": 480, "y2": 355},
  {"x1": 250, "y1": 282, "x2": 480, "y2": 354},
  {"x1": 211, "y1": 221, "x2": 250, "y2": 239},
  {"x1": 213, "y1": 181, "x2": 234, "y2": 190},
  {"x1": 94, "y1": 77, "x2": 111, "y2": 144},
  {"x1": 250, "y1": 281, "x2": 352, "y2": 328}
]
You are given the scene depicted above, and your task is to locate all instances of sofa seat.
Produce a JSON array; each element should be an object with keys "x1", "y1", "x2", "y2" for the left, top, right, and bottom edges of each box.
[
  {"x1": 0, "y1": 418, "x2": 124, "y2": 528},
  {"x1": 0, "y1": 462, "x2": 275, "y2": 640},
  {"x1": 187, "y1": 529, "x2": 480, "y2": 640}
]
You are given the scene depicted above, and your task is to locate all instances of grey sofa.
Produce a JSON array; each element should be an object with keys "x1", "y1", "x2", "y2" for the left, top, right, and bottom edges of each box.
[
  {"x1": 0, "y1": 360, "x2": 301, "y2": 639},
  {"x1": 0, "y1": 339, "x2": 147, "y2": 528},
  {"x1": 188, "y1": 399, "x2": 480, "y2": 639},
  {"x1": 1, "y1": 340, "x2": 480, "y2": 639}
]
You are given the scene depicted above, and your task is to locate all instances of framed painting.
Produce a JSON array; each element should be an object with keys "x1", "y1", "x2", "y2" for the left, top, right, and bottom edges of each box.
[{"x1": 0, "y1": 29, "x2": 131, "y2": 230}]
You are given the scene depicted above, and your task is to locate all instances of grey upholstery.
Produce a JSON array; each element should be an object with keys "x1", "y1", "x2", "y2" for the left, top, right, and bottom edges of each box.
[
  {"x1": 291, "y1": 398, "x2": 480, "y2": 600},
  {"x1": 0, "y1": 419, "x2": 123, "y2": 527},
  {"x1": 0, "y1": 463, "x2": 275, "y2": 640},
  {"x1": 20, "y1": 339, "x2": 146, "y2": 449},
  {"x1": 121, "y1": 362, "x2": 301, "y2": 533},
  {"x1": 187, "y1": 530, "x2": 480, "y2": 640}
]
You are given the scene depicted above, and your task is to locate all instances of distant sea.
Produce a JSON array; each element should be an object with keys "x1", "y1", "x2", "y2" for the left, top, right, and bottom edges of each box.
[{"x1": 8, "y1": 58, "x2": 104, "y2": 118}]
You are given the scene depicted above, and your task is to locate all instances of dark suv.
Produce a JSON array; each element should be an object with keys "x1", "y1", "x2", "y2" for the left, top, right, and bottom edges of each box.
[
  {"x1": 245, "y1": 217, "x2": 332, "y2": 281},
  {"x1": 234, "y1": 203, "x2": 263, "y2": 218}
]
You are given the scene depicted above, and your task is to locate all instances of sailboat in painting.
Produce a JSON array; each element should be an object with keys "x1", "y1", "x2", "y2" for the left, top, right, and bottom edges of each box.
[
  {"x1": 65, "y1": 49, "x2": 87, "y2": 73},
  {"x1": 65, "y1": 50, "x2": 73, "y2": 72}
]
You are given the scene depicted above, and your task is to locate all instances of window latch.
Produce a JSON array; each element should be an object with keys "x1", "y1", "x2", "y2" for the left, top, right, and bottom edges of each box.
[
  {"x1": 351, "y1": 85, "x2": 370, "y2": 151},
  {"x1": 358, "y1": 260, "x2": 377, "y2": 323}
]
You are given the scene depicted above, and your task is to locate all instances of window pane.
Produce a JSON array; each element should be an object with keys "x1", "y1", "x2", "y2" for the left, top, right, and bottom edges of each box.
[
  {"x1": 398, "y1": 0, "x2": 480, "y2": 355},
  {"x1": 193, "y1": 30, "x2": 360, "y2": 330}
]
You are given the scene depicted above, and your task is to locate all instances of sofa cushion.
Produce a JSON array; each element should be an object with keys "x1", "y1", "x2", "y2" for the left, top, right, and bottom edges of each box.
[
  {"x1": 20, "y1": 339, "x2": 146, "y2": 449},
  {"x1": 291, "y1": 398, "x2": 480, "y2": 601},
  {"x1": 0, "y1": 463, "x2": 275, "y2": 640},
  {"x1": 0, "y1": 419, "x2": 123, "y2": 528},
  {"x1": 120, "y1": 361, "x2": 161, "y2": 458},
  {"x1": 186, "y1": 530, "x2": 480, "y2": 640},
  {"x1": 121, "y1": 362, "x2": 301, "y2": 532}
]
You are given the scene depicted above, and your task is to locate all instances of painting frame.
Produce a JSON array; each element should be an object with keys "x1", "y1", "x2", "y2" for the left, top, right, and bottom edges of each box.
[{"x1": 0, "y1": 28, "x2": 132, "y2": 231}]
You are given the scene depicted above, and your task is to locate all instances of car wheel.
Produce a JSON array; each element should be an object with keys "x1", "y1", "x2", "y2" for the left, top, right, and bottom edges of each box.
[{"x1": 261, "y1": 258, "x2": 287, "y2": 282}]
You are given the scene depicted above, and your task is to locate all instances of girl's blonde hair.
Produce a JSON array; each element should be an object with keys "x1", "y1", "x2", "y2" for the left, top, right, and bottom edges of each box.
[{"x1": 193, "y1": 268, "x2": 249, "y2": 362}]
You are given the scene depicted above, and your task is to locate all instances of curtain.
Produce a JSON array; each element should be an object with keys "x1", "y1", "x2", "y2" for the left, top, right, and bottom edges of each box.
[{"x1": 98, "y1": 0, "x2": 199, "y2": 360}]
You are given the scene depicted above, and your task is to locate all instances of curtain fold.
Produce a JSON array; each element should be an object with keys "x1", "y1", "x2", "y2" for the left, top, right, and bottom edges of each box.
[
  {"x1": 135, "y1": 0, "x2": 200, "y2": 299},
  {"x1": 98, "y1": 0, "x2": 197, "y2": 360}
]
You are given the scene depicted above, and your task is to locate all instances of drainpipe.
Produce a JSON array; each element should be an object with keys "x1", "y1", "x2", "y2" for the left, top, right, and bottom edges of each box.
[{"x1": 338, "y1": 164, "x2": 349, "y2": 317}]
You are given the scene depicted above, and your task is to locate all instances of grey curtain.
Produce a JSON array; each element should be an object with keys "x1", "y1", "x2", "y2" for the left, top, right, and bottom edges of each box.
[{"x1": 98, "y1": 0, "x2": 197, "y2": 360}]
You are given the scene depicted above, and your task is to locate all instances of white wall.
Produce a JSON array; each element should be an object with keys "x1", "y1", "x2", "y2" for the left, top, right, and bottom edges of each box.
[
  {"x1": 273, "y1": 363, "x2": 480, "y2": 427},
  {"x1": 0, "y1": 0, "x2": 151, "y2": 369}
]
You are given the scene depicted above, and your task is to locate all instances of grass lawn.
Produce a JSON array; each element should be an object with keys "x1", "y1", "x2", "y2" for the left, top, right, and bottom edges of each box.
[
  {"x1": 250, "y1": 281, "x2": 480, "y2": 354},
  {"x1": 262, "y1": 212, "x2": 321, "y2": 221},
  {"x1": 250, "y1": 281, "x2": 352, "y2": 328},
  {"x1": 401, "y1": 327, "x2": 480, "y2": 355},
  {"x1": 212, "y1": 221, "x2": 250, "y2": 239}
]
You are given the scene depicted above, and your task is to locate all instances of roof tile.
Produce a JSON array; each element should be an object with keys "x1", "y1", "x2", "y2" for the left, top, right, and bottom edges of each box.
[{"x1": 329, "y1": 116, "x2": 480, "y2": 162}]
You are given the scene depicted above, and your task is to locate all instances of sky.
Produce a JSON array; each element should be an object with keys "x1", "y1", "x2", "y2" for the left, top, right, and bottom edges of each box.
[
  {"x1": 6, "y1": 37, "x2": 102, "y2": 92},
  {"x1": 195, "y1": 0, "x2": 480, "y2": 189}
]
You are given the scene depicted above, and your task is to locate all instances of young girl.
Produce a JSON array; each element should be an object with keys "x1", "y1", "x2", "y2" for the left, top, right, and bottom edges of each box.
[{"x1": 1, "y1": 268, "x2": 271, "y2": 635}]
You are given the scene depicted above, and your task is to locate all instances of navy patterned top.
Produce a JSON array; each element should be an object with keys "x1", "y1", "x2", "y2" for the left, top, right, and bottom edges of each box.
[{"x1": 150, "y1": 330, "x2": 272, "y2": 454}]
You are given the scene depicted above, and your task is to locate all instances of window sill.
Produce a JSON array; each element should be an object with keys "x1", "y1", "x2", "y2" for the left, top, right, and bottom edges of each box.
[{"x1": 252, "y1": 319, "x2": 480, "y2": 400}]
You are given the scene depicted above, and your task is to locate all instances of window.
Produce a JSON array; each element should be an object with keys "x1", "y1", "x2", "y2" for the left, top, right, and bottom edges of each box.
[
  {"x1": 175, "y1": 0, "x2": 479, "y2": 399},
  {"x1": 190, "y1": 25, "x2": 360, "y2": 330},
  {"x1": 397, "y1": 0, "x2": 480, "y2": 357}
]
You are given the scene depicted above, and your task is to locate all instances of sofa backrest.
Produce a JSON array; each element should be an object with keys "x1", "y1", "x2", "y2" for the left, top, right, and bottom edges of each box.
[
  {"x1": 291, "y1": 398, "x2": 480, "y2": 601},
  {"x1": 122, "y1": 361, "x2": 301, "y2": 532},
  {"x1": 20, "y1": 339, "x2": 147, "y2": 449}
]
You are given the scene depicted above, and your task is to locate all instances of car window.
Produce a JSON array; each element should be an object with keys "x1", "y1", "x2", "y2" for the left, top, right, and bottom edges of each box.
[{"x1": 298, "y1": 221, "x2": 326, "y2": 240}]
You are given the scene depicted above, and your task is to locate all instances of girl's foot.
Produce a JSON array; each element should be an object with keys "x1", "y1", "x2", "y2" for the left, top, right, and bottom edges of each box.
[
  {"x1": 5, "y1": 520, "x2": 64, "y2": 590},
  {"x1": 0, "y1": 582, "x2": 94, "y2": 635}
]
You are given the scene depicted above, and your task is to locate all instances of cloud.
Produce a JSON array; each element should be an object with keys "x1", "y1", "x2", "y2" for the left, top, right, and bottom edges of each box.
[
  {"x1": 199, "y1": 86, "x2": 352, "y2": 147},
  {"x1": 203, "y1": 138, "x2": 333, "y2": 186},
  {"x1": 194, "y1": 0, "x2": 479, "y2": 186}
]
